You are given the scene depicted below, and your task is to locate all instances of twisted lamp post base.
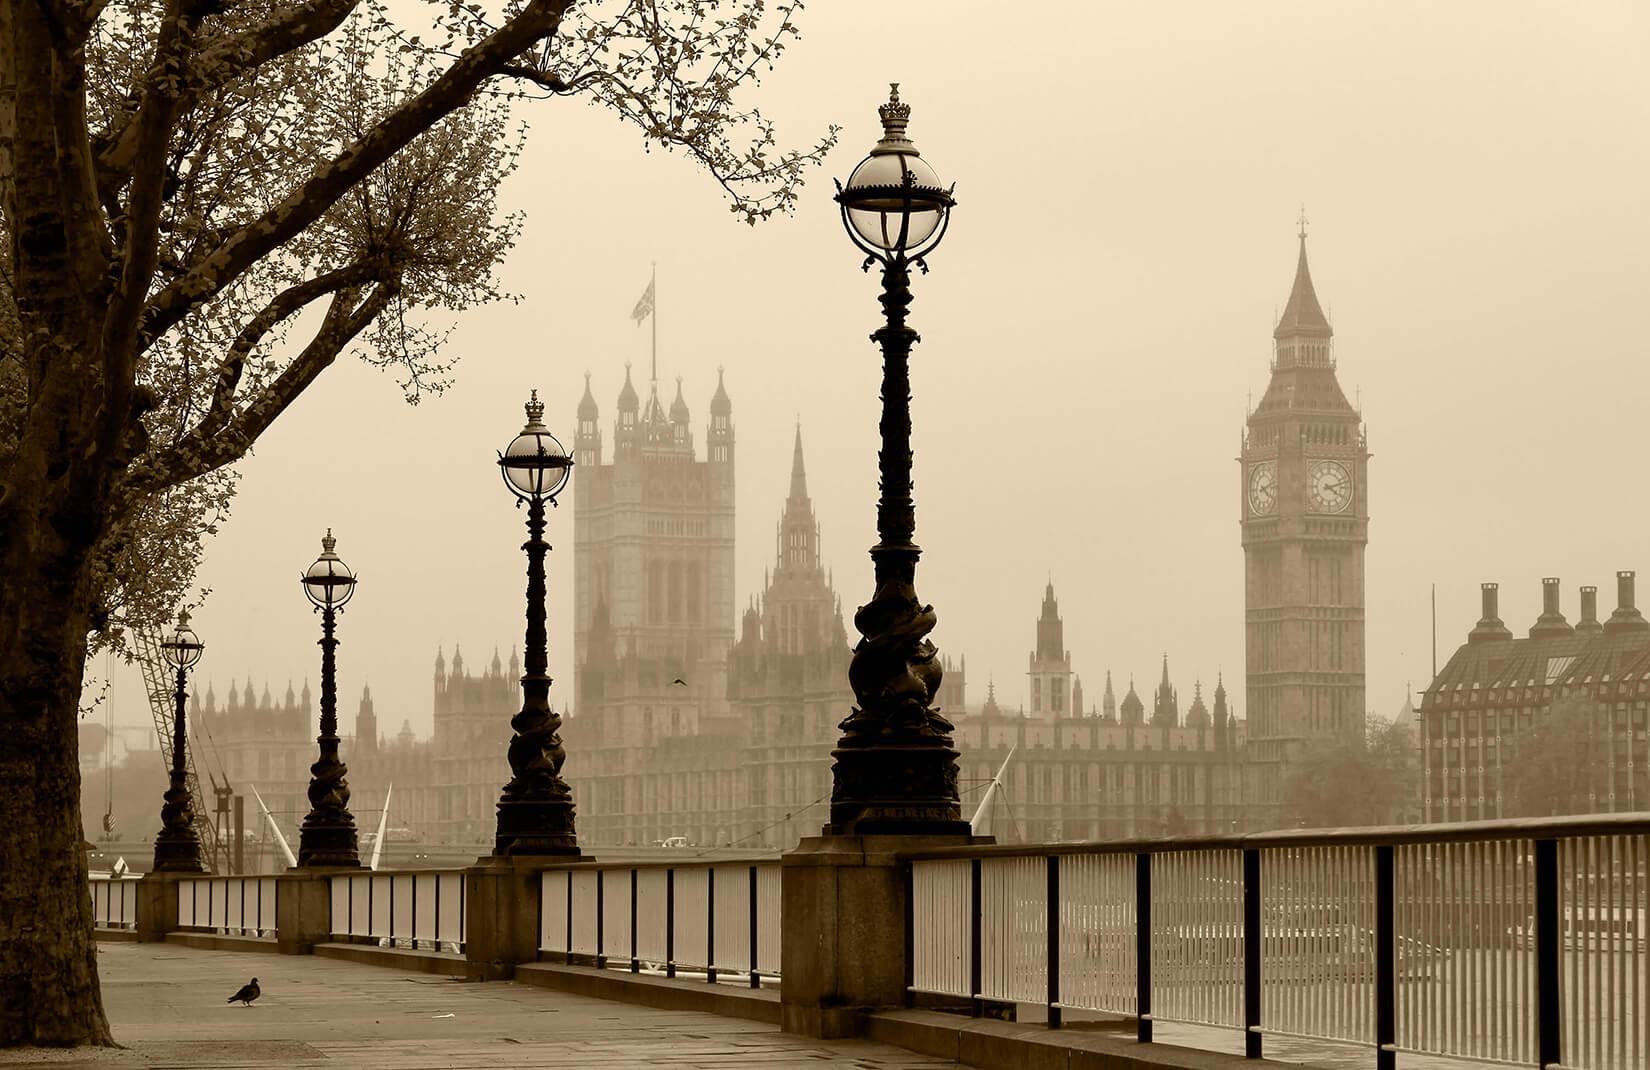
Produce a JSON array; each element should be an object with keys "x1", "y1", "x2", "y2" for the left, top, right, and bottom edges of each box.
[
  {"x1": 298, "y1": 604, "x2": 361, "y2": 868},
  {"x1": 493, "y1": 492, "x2": 579, "y2": 857}
]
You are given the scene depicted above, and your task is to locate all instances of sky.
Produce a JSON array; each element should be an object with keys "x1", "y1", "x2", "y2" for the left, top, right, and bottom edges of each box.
[{"x1": 93, "y1": 1, "x2": 1650, "y2": 745}]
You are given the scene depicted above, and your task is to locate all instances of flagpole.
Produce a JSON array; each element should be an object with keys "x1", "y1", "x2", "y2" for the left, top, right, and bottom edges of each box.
[
  {"x1": 650, "y1": 261, "x2": 657, "y2": 389},
  {"x1": 1431, "y1": 583, "x2": 1437, "y2": 680}
]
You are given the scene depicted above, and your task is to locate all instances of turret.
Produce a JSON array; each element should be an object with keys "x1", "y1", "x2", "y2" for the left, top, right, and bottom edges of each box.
[
  {"x1": 1152, "y1": 655, "x2": 1178, "y2": 727},
  {"x1": 575, "y1": 372, "x2": 602, "y2": 466},
  {"x1": 1121, "y1": 678, "x2": 1144, "y2": 726},
  {"x1": 670, "y1": 376, "x2": 690, "y2": 426},
  {"x1": 1185, "y1": 680, "x2": 1211, "y2": 730},
  {"x1": 356, "y1": 683, "x2": 378, "y2": 754},
  {"x1": 1213, "y1": 674, "x2": 1231, "y2": 748},
  {"x1": 707, "y1": 366, "x2": 733, "y2": 465},
  {"x1": 1071, "y1": 674, "x2": 1085, "y2": 719},
  {"x1": 615, "y1": 364, "x2": 640, "y2": 459},
  {"x1": 777, "y1": 425, "x2": 820, "y2": 573}
]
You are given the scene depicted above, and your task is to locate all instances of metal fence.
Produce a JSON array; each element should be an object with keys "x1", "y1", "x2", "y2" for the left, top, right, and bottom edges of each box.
[
  {"x1": 328, "y1": 871, "x2": 466, "y2": 952},
  {"x1": 175, "y1": 876, "x2": 279, "y2": 936},
  {"x1": 904, "y1": 815, "x2": 1650, "y2": 1070},
  {"x1": 89, "y1": 875, "x2": 140, "y2": 930},
  {"x1": 538, "y1": 862, "x2": 782, "y2": 985}
]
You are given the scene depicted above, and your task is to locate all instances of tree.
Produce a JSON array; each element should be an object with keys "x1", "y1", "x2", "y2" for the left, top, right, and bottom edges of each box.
[
  {"x1": 1, "y1": 0, "x2": 833, "y2": 1046},
  {"x1": 1501, "y1": 695, "x2": 1614, "y2": 818},
  {"x1": 1280, "y1": 716, "x2": 1420, "y2": 829}
]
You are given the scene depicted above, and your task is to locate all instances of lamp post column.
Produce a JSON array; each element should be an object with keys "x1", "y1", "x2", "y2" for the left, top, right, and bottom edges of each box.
[
  {"x1": 298, "y1": 604, "x2": 359, "y2": 866},
  {"x1": 825, "y1": 85, "x2": 968, "y2": 836},
  {"x1": 298, "y1": 530, "x2": 360, "y2": 868},
  {"x1": 153, "y1": 663, "x2": 204, "y2": 873},
  {"x1": 494, "y1": 391, "x2": 579, "y2": 857}
]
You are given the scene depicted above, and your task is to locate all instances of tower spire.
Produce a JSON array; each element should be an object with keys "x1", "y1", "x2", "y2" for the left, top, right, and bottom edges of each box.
[
  {"x1": 788, "y1": 422, "x2": 808, "y2": 501},
  {"x1": 1274, "y1": 226, "x2": 1332, "y2": 341}
]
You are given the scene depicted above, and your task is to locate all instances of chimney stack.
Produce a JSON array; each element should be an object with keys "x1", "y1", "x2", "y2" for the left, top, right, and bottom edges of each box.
[
  {"x1": 1468, "y1": 582, "x2": 1514, "y2": 645},
  {"x1": 1576, "y1": 585, "x2": 1603, "y2": 635},
  {"x1": 1529, "y1": 577, "x2": 1574, "y2": 639},
  {"x1": 1604, "y1": 570, "x2": 1650, "y2": 634}
]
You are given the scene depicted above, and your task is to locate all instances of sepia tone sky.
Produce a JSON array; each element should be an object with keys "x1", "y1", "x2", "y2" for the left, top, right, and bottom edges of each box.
[{"x1": 96, "y1": 1, "x2": 1650, "y2": 748}]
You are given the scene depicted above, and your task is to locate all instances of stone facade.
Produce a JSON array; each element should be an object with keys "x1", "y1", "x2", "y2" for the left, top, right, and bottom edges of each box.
[{"x1": 1419, "y1": 574, "x2": 1650, "y2": 821}]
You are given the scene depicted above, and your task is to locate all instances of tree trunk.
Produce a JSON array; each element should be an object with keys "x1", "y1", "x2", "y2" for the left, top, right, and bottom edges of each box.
[
  {"x1": 1, "y1": 5, "x2": 116, "y2": 1033},
  {"x1": 0, "y1": 502, "x2": 115, "y2": 1046}
]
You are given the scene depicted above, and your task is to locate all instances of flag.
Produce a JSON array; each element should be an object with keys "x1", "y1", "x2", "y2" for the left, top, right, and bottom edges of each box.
[{"x1": 630, "y1": 278, "x2": 655, "y2": 326}]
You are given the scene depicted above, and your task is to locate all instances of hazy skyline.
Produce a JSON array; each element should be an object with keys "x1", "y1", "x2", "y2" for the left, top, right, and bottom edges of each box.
[{"x1": 91, "y1": 2, "x2": 1650, "y2": 747}]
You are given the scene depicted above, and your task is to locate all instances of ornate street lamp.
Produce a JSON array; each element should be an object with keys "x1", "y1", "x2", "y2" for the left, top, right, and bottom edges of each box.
[
  {"x1": 827, "y1": 84, "x2": 970, "y2": 836},
  {"x1": 297, "y1": 529, "x2": 362, "y2": 867},
  {"x1": 494, "y1": 390, "x2": 579, "y2": 856},
  {"x1": 153, "y1": 609, "x2": 207, "y2": 872}
]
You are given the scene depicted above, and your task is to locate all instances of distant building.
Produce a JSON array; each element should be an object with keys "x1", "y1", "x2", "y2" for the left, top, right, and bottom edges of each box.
[
  {"x1": 1241, "y1": 231, "x2": 1370, "y2": 824},
  {"x1": 1419, "y1": 574, "x2": 1650, "y2": 821},
  {"x1": 569, "y1": 367, "x2": 737, "y2": 844},
  {"x1": 568, "y1": 424, "x2": 965, "y2": 847},
  {"x1": 951, "y1": 584, "x2": 1246, "y2": 841},
  {"x1": 192, "y1": 678, "x2": 314, "y2": 839}
]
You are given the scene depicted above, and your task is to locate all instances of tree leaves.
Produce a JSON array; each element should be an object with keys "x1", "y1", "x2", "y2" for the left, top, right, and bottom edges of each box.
[{"x1": 5, "y1": 0, "x2": 828, "y2": 650}]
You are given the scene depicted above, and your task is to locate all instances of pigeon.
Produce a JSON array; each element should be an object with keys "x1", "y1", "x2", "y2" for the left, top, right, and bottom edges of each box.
[
  {"x1": 671, "y1": 678, "x2": 687, "y2": 687},
  {"x1": 227, "y1": 978, "x2": 260, "y2": 1006}
]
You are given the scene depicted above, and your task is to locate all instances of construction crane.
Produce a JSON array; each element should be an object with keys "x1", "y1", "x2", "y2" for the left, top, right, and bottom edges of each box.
[{"x1": 132, "y1": 624, "x2": 219, "y2": 870}]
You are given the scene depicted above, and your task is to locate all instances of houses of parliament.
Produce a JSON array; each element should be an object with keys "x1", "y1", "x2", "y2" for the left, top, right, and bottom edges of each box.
[{"x1": 182, "y1": 234, "x2": 1370, "y2": 848}]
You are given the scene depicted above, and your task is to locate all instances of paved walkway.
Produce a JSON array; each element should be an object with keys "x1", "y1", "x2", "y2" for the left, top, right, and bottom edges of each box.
[{"x1": 0, "y1": 942, "x2": 959, "y2": 1069}]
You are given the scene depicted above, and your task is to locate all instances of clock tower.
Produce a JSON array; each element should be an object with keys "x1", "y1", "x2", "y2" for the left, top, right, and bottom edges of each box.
[{"x1": 1240, "y1": 228, "x2": 1368, "y2": 824}]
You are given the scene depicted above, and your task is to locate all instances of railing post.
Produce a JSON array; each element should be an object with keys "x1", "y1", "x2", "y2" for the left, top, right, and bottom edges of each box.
[
  {"x1": 409, "y1": 875, "x2": 418, "y2": 950},
  {"x1": 596, "y1": 868, "x2": 606, "y2": 969},
  {"x1": 1244, "y1": 846, "x2": 1262, "y2": 1059},
  {"x1": 1047, "y1": 853, "x2": 1061, "y2": 1030},
  {"x1": 970, "y1": 857, "x2": 983, "y2": 1018},
  {"x1": 706, "y1": 866, "x2": 717, "y2": 984},
  {"x1": 666, "y1": 867, "x2": 676, "y2": 979},
  {"x1": 630, "y1": 867, "x2": 640, "y2": 974},
  {"x1": 564, "y1": 869, "x2": 573, "y2": 966},
  {"x1": 902, "y1": 862, "x2": 914, "y2": 1008},
  {"x1": 1136, "y1": 852, "x2": 1152, "y2": 1044},
  {"x1": 1375, "y1": 844, "x2": 1395, "y2": 1070},
  {"x1": 1535, "y1": 838, "x2": 1561, "y2": 1070},
  {"x1": 749, "y1": 865, "x2": 761, "y2": 989}
]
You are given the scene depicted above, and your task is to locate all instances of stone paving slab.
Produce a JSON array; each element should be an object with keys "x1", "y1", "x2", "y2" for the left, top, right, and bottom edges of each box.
[{"x1": 0, "y1": 943, "x2": 959, "y2": 1069}]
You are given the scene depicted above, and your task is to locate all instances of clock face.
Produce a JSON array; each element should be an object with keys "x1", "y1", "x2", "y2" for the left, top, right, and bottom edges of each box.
[
  {"x1": 1247, "y1": 462, "x2": 1277, "y2": 515},
  {"x1": 1308, "y1": 459, "x2": 1353, "y2": 513}
]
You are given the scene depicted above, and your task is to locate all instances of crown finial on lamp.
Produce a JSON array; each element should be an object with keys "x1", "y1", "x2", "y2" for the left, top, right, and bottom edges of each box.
[
  {"x1": 321, "y1": 527, "x2": 336, "y2": 554},
  {"x1": 875, "y1": 83, "x2": 914, "y2": 152},
  {"x1": 524, "y1": 389, "x2": 545, "y2": 427}
]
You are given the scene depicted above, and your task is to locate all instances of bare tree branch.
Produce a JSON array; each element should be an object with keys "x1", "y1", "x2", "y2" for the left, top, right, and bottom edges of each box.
[{"x1": 126, "y1": 278, "x2": 395, "y2": 495}]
